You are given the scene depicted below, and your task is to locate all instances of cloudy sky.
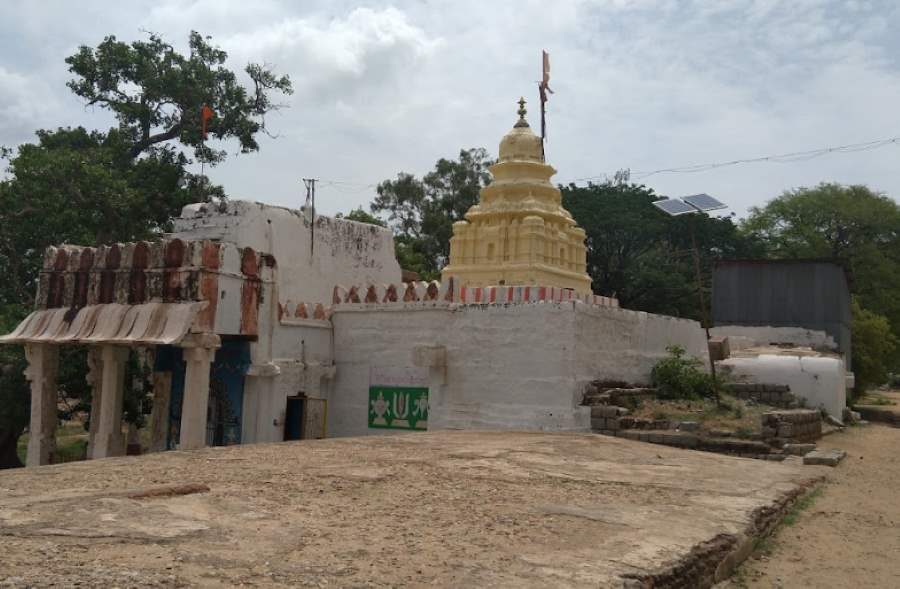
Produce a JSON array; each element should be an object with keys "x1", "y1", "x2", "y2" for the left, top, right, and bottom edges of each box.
[{"x1": 1, "y1": 0, "x2": 899, "y2": 217}]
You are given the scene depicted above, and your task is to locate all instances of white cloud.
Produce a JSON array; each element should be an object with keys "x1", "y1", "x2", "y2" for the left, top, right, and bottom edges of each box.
[
  {"x1": 0, "y1": 66, "x2": 61, "y2": 146},
  {"x1": 223, "y1": 8, "x2": 440, "y2": 97},
  {"x1": 0, "y1": 0, "x2": 899, "y2": 216}
]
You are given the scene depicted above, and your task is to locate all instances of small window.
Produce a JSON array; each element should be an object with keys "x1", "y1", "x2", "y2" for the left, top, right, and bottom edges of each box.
[{"x1": 487, "y1": 243, "x2": 495, "y2": 261}]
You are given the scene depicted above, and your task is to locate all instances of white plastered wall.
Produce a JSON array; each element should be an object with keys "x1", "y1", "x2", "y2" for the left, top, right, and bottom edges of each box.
[
  {"x1": 328, "y1": 301, "x2": 708, "y2": 437},
  {"x1": 170, "y1": 200, "x2": 399, "y2": 444},
  {"x1": 173, "y1": 200, "x2": 401, "y2": 303},
  {"x1": 718, "y1": 354, "x2": 846, "y2": 418}
]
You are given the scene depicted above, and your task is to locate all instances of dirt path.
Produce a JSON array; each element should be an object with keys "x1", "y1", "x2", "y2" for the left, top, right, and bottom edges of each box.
[{"x1": 723, "y1": 424, "x2": 900, "y2": 588}]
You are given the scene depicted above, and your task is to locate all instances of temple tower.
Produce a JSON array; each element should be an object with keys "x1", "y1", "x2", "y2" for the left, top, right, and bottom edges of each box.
[{"x1": 441, "y1": 98, "x2": 592, "y2": 292}]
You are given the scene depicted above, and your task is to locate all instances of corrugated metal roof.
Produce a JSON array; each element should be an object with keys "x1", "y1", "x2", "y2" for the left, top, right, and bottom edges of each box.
[{"x1": 0, "y1": 302, "x2": 205, "y2": 346}]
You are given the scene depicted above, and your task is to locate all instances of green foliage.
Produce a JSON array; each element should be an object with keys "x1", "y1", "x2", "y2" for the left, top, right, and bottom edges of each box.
[
  {"x1": 65, "y1": 31, "x2": 292, "y2": 163},
  {"x1": 0, "y1": 315, "x2": 28, "y2": 469},
  {"x1": 651, "y1": 345, "x2": 719, "y2": 400},
  {"x1": 336, "y1": 208, "x2": 387, "y2": 227},
  {"x1": 371, "y1": 148, "x2": 494, "y2": 279},
  {"x1": 851, "y1": 298, "x2": 899, "y2": 395},
  {"x1": 561, "y1": 177, "x2": 763, "y2": 319},
  {"x1": 0, "y1": 126, "x2": 214, "y2": 307}
]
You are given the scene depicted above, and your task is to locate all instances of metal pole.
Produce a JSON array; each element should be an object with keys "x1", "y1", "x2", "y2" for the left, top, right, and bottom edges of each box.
[{"x1": 690, "y1": 219, "x2": 718, "y2": 385}]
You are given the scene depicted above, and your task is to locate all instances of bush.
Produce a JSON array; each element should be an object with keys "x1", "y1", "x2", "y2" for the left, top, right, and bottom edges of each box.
[
  {"x1": 651, "y1": 345, "x2": 719, "y2": 400},
  {"x1": 851, "y1": 299, "x2": 899, "y2": 397}
]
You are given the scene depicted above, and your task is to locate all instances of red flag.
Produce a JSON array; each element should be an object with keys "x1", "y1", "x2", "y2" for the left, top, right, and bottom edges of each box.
[{"x1": 201, "y1": 105, "x2": 215, "y2": 139}]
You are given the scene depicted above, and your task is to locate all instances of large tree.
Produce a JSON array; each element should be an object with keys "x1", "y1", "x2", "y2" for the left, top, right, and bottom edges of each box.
[
  {"x1": 65, "y1": 31, "x2": 292, "y2": 163},
  {"x1": 0, "y1": 31, "x2": 292, "y2": 469},
  {"x1": 372, "y1": 148, "x2": 493, "y2": 279}
]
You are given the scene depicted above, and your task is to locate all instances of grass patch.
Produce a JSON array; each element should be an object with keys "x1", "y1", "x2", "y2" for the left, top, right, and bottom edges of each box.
[
  {"x1": 782, "y1": 487, "x2": 823, "y2": 526},
  {"x1": 750, "y1": 485, "x2": 824, "y2": 560},
  {"x1": 629, "y1": 394, "x2": 771, "y2": 435},
  {"x1": 16, "y1": 420, "x2": 89, "y2": 465},
  {"x1": 860, "y1": 394, "x2": 896, "y2": 406}
]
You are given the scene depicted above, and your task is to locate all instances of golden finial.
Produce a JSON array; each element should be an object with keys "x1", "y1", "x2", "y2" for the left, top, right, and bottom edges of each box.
[{"x1": 514, "y1": 96, "x2": 529, "y2": 128}]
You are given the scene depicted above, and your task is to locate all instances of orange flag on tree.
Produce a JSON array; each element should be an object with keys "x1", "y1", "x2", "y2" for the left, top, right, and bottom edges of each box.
[{"x1": 200, "y1": 105, "x2": 215, "y2": 139}]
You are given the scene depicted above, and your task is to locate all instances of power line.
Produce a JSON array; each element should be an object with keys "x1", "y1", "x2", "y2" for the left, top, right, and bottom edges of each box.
[
  {"x1": 311, "y1": 134, "x2": 900, "y2": 194},
  {"x1": 572, "y1": 135, "x2": 900, "y2": 183}
]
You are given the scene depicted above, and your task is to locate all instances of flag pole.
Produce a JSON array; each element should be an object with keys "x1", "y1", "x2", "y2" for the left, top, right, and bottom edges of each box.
[{"x1": 539, "y1": 50, "x2": 552, "y2": 163}]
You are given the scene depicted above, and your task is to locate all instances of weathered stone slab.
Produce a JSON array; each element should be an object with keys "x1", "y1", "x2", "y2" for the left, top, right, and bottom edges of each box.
[
  {"x1": 803, "y1": 448, "x2": 847, "y2": 466},
  {"x1": 783, "y1": 443, "x2": 816, "y2": 456}
]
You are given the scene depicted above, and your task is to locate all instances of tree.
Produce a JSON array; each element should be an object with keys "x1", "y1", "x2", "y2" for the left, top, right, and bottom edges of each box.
[
  {"x1": 561, "y1": 179, "x2": 762, "y2": 319},
  {"x1": 743, "y1": 183, "x2": 900, "y2": 366},
  {"x1": 65, "y1": 31, "x2": 292, "y2": 163},
  {"x1": 0, "y1": 31, "x2": 292, "y2": 468},
  {"x1": 851, "y1": 299, "x2": 898, "y2": 395},
  {"x1": 372, "y1": 148, "x2": 493, "y2": 279}
]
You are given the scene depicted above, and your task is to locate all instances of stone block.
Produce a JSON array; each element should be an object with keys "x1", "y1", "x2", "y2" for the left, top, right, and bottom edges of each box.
[
  {"x1": 591, "y1": 406, "x2": 618, "y2": 418},
  {"x1": 776, "y1": 424, "x2": 794, "y2": 438},
  {"x1": 803, "y1": 449, "x2": 847, "y2": 467},
  {"x1": 678, "y1": 421, "x2": 700, "y2": 432},
  {"x1": 783, "y1": 443, "x2": 816, "y2": 456},
  {"x1": 590, "y1": 417, "x2": 607, "y2": 430}
]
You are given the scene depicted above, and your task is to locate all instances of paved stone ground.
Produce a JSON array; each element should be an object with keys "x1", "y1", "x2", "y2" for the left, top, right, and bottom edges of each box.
[
  {"x1": 0, "y1": 431, "x2": 820, "y2": 588},
  {"x1": 721, "y1": 424, "x2": 900, "y2": 588}
]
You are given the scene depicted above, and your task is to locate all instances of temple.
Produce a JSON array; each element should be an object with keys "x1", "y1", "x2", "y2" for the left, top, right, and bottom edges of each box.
[
  {"x1": 441, "y1": 98, "x2": 592, "y2": 292},
  {"x1": 8, "y1": 96, "x2": 855, "y2": 469}
]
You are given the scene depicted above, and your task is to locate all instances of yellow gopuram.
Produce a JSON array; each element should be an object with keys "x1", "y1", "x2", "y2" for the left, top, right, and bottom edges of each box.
[{"x1": 441, "y1": 98, "x2": 592, "y2": 293}]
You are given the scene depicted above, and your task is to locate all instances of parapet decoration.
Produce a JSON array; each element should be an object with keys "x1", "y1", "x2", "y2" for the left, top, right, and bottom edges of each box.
[
  {"x1": 0, "y1": 238, "x2": 275, "y2": 345},
  {"x1": 328, "y1": 278, "x2": 618, "y2": 308}
]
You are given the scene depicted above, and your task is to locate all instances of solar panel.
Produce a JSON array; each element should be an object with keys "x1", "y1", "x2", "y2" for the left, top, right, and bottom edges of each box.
[
  {"x1": 652, "y1": 198, "x2": 696, "y2": 216},
  {"x1": 682, "y1": 193, "x2": 727, "y2": 212}
]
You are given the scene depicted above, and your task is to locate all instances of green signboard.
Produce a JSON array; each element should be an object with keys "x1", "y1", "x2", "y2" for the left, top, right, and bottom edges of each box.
[{"x1": 368, "y1": 386, "x2": 429, "y2": 430}]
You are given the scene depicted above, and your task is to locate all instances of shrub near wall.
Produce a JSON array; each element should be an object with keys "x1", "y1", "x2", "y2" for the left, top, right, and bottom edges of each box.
[{"x1": 651, "y1": 345, "x2": 718, "y2": 400}]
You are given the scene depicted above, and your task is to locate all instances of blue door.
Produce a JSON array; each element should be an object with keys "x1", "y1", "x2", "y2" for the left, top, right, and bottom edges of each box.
[{"x1": 156, "y1": 340, "x2": 250, "y2": 449}]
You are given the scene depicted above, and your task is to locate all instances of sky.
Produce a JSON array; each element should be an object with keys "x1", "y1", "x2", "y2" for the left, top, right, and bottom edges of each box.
[{"x1": 1, "y1": 0, "x2": 899, "y2": 218}]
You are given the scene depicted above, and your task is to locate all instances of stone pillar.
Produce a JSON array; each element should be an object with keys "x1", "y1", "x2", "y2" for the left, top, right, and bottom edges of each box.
[
  {"x1": 24, "y1": 343, "x2": 59, "y2": 467},
  {"x1": 179, "y1": 346, "x2": 217, "y2": 450},
  {"x1": 85, "y1": 347, "x2": 103, "y2": 458},
  {"x1": 92, "y1": 346, "x2": 128, "y2": 459},
  {"x1": 147, "y1": 371, "x2": 172, "y2": 453}
]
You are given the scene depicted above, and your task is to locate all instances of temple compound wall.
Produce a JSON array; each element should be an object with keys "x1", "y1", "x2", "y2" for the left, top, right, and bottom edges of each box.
[{"x1": 324, "y1": 287, "x2": 707, "y2": 437}]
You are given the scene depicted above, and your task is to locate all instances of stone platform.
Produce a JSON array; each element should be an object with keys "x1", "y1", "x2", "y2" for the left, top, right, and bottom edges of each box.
[{"x1": 0, "y1": 431, "x2": 822, "y2": 588}]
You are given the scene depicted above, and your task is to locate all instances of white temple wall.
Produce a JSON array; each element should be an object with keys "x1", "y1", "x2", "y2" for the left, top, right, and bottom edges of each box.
[
  {"x1": 574, "y1": 305, "x2": 710, "y2": 386},
  {"x1": 327, "y1": 302, "x2": 708, "y2": 438}
]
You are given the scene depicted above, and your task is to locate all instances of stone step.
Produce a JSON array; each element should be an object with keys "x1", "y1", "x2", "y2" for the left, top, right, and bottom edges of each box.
[
  {"x1": 612, "y1": 429, "x2": 775, "y2": 456},
  {"x1": 803, "y1": 448, "x2": 847, "y2": 466}
]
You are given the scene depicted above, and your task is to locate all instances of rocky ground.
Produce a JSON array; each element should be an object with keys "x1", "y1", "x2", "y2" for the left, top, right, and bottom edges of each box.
[
  {"x1": 721, "y1": 423, "x2": 900, "y2": 588},
  {"x1": 0, "y1": 430, "x2": 821, "y2": 588}
]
